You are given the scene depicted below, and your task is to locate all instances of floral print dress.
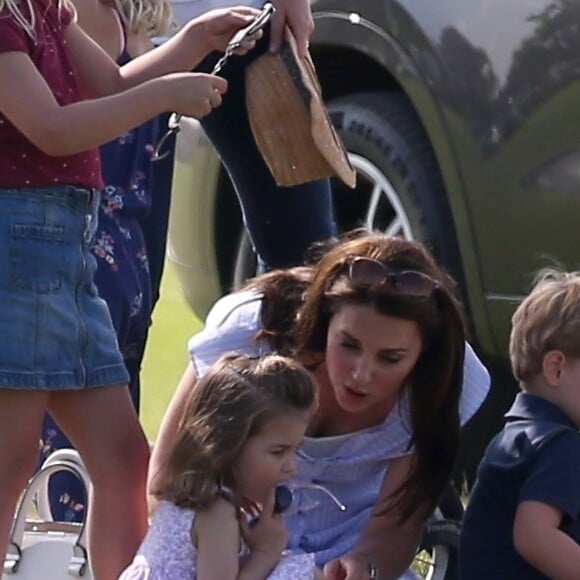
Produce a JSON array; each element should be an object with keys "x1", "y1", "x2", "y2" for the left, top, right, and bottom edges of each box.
[{"x1": 119, "y1": 501, "x2": 318, "y2": 580}]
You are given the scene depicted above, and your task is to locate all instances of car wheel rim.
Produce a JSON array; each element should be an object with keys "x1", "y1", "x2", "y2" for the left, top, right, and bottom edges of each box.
[
  {"x1": 413, "y1": 546, "x2": 451, "y2": 580},
  {"x1": 412, "y1": 508, "x2": 454, "y2": 580},
  {"x1": 349, "y1": 153, "x2": 415, "y2": 239}
]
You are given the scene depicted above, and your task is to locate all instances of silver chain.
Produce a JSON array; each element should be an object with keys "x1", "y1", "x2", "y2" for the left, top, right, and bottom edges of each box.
[
  {"x1": 151, "y1": 3, "x2": 274, "y2": 162},
  {"x1": 151, "y1": 44, "x2": 240, "y2": 161},
  {"x1": 211, "y1": 44, "x2": 236, "y2": 76}
]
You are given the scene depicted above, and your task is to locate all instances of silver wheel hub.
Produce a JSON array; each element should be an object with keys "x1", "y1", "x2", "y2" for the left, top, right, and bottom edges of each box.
[{"x1": 348, "y1": 153, "x2": 414, "y2": 239}]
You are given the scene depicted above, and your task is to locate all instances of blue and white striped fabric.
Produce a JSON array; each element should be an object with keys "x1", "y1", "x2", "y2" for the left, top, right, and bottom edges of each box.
[{"x1": 188, "y1": 290, "x2": 491, "y2": 566}]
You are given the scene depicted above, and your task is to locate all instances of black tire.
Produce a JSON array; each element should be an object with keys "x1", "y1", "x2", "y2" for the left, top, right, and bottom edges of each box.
[
  {"x1": 233, "y1": 90, "x2": 464, "y2": 293},
  {"x1": 412, "y1": 484, "x2": 462, "y2": 580},
  {"x1": 415, "y1": 517, "x2": 460, "y2": 580},
  {"x1": 327, "y1": 91, "x2": 465, "y2": 296}
]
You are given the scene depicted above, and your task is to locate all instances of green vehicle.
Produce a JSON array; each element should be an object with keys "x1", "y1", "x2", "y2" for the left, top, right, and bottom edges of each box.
[{"x1": 166, "y1": 0, "x2": 580, "y2": 474}]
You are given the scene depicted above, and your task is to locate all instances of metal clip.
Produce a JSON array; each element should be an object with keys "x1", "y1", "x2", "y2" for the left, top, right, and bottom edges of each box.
[
  {"x1": 151, "y1": 113, "x2": 182, "y2": 162},
  {"x1": 227, "y1": 2, "x2": 274, "y2": 51},
  {"x1": 151, "y1": 2, "x2": 275, "y2": 162}
]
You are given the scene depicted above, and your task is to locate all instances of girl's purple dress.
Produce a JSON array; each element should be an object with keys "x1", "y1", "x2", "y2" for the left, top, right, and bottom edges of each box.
[{"x1": 118, "y1": 501, "x2": 317, "y2": 579}]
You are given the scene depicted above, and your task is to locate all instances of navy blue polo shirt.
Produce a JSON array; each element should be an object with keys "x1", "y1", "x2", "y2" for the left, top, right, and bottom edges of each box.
[{"x1": 459, "y1": 392, "x2": 580, "y2": 579}]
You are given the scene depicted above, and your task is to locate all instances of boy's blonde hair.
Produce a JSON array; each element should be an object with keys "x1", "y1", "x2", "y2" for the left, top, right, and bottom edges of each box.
[
  {"x1": 1, "y1": 0, "x2": 73, "y2": 38},
  {"x1": 510, "y1": 269, "x2": 580, "y2": 384},
  {"x1": 111, "y1": 0, "x2": 174, "y2": 37}
]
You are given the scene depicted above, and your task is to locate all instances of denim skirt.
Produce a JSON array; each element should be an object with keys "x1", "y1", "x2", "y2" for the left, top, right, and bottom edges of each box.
[{"x1": 0, "y1": 186, "x2": 129, "y2": 390}]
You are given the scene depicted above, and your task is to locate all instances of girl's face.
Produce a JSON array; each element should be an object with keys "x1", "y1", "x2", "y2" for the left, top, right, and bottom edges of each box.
[
  {"x1": 325, "y1": 303, "x2": 423, "y2": 418},
  {"x1": 233, "y1": 409, "x2": 312, "y2": 504}
]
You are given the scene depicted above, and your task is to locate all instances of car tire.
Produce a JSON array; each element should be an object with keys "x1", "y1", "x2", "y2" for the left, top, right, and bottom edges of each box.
[
  {"x1": 233, "y1": 91, "x2": 464, "y2": 295},
  {"x1": 412, "y1": 483, "x2": 462, "y2": 580},
  {"x1": 415, "y1": 516, "x2": 460, "y2": 580},
  {"x1": 327, "y1": 91, "x2": 465, "y2": 294}
]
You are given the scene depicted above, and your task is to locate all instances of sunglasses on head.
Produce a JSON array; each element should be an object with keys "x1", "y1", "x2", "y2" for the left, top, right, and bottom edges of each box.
[{"x1": 347, "y1": 257, "x2": 439, "y2": 299}]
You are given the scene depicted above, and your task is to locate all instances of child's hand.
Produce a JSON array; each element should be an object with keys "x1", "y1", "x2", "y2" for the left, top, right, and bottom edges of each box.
[
  {"x1": 240, "y1": 489, "x2": 288, "y2": 560},
  {"x1": 196, "y1": 7, "x2": 263, "y2": 55},
  {"x1": 165, "y1": 72, "x2": 227, "y2": 118}
]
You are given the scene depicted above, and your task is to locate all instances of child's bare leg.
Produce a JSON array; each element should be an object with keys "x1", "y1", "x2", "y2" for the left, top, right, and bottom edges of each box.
[
  {"x1": 50, "y1": 384, "x2": 149, "y2": 580},
  {"x1": 0, "y1": 389, "x2": 49, "y2": 565}
]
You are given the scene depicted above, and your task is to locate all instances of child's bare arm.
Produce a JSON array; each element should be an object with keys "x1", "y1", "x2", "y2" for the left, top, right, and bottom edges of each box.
[
  {"x1": 148, "y1": 364, "x2": 199, "y2": 512},
  {"x1": 195, "y1": 494, "x2": 287, "y2": 580},
  {"x1": 195, "y1": 498, "x2": 241, "y2": 580},
  {"x1": 67, "y1": 7, "x2": 260, "y2": 98},
  {"x1": 0, "y1": 6, "x2": 265, "y2": 155},
  {"x1": 514, "y1": 500, "x2": 580, "y2": 579},
  {"x1": 0, "y1": 51, "x2": 225, "y2": 155}
]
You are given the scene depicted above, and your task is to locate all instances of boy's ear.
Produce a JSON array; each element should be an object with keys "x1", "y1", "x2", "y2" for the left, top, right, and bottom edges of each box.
[{"x1": 542, "y1": 350, "x2": 566, "y2": 386}]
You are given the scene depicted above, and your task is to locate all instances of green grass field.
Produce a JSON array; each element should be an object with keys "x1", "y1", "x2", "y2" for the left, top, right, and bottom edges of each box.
[{"x1": 140, "y1": 262, "x2": 203, "y2": 441}]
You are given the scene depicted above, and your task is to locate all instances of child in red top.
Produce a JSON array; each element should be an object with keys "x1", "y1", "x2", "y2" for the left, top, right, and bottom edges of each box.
[{"x1": 0, "y1": 1, "x2": 261, "y2": 578}]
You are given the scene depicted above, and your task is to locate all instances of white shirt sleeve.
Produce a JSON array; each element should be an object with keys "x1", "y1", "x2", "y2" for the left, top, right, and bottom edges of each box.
[
  {"x1": 460, "y1": 342, "x2": 491, "y2": 424},
  {"x1": 187, "y1": 290, "x2": 272, "y2": 378}
]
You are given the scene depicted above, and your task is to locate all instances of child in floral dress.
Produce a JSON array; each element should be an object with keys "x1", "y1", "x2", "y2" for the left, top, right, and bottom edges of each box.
[{"x1": 121, "y1": 353, "x2": 322, "y2": 579}]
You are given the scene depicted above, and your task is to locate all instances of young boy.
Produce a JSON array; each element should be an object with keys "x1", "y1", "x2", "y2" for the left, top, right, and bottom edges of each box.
[{"x1": 459, "y1": 269, "x2": 580, "y2": 579}]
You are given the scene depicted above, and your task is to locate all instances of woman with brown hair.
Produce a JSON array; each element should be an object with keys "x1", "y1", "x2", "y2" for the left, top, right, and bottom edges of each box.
[{"x1": 149, "y1": 230, "x2": 490, "y2": 578}]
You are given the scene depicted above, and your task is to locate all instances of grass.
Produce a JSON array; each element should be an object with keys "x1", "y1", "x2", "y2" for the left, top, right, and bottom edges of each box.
[{"x1": 140, "y1": 261, "x2": 203, "y2": 441}]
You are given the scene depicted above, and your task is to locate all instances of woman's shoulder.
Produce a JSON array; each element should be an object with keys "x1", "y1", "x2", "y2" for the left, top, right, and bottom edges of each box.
[
  {"x1": 203, "y1": 289, "x2": 263, "y2": 329},
  {"x1": 187, "y1": 290, "x2": 270, "y2": 377},
  {"x1": 460, "y1": 342, "x2": 491, "y2": 425}
]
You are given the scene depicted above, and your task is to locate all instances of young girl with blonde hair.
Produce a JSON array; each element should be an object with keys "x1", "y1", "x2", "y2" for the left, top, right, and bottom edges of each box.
[
  {"x1": 121, "y1": 352, "x2": 322, "y2": 579},
  {"x1": 38, "y1": 0, "x2": 176, "y2": 523},
  {"x1": 0, "y1": 0, "x2": 261, "y2": 577}
]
